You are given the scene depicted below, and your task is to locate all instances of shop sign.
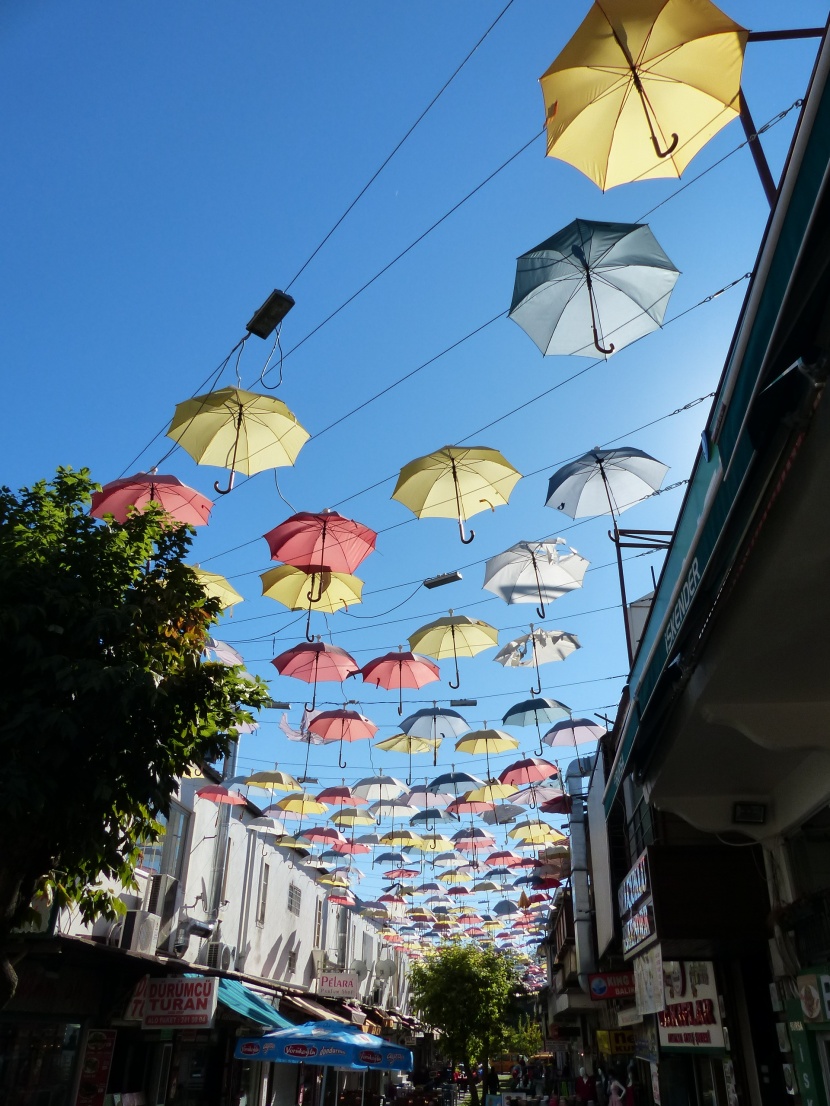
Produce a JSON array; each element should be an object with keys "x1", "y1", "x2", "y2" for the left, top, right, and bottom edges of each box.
[
  {"x1": 588, "y1": 972, "x2": 635, "y2": 1001},
  {"x1": 596, "y1": 1029, "x2": 634, "y2": 1055},
  {"x1": 796, "y1": 973, "x2": 830, "y2": 1022},
  {"x1": 622, "y1": 901, "x2": 655, "y2": 955},
  {"x1": 657, "y1": 961, "x2": 724, "y2": 1050},
  {"x1": 786, "y1": 998, "x2": 823, "y2": 1105},
  {"x1": 142, "y1": 976, "x2": 218, "y2": 1029},
  {"x1": 634, "y1": 1019, "x2": 659, "y2": 1064},
  {"x1": 618, "y1": 852, "x2": 650, "y2": 915},
  {"x1": 123, "y1": 975, "x2": 149, "y2": 1022},
  {"x1": 634, "y1": 945, "x2": 664, "y2": 1015},
  {"x1": 617, "y1": 1008, "x2": 643, "y2": 1027},
  {"x1": 317, "y1": 970, "x2": 359, "y2": 998},
  {"x1": 74, "y1": 1029, "x2": 117, "y2": 1106}
]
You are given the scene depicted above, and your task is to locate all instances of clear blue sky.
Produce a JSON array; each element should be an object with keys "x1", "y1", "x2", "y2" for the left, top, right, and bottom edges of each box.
[{"x1": 2, "y1": 1, "x2": 826, "y2": 914}]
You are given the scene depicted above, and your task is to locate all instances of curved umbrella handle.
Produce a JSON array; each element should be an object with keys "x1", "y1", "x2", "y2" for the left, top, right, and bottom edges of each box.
[
  {"x1": 305, "y1": 606, "x2": 314, "y2": 643},
  {"x1": 213, "y1": 472, "x2": 236, "y2": 496},
  {"x1": 530, "y1": 632, "x2": 542, "y2": 697},
  {"x1": 338, "y1": 736, "x2": 347, "y2": 770},
  {"x1": 448, "y1": 625, "x2": 461, "y2": 690},
  {"x1": 307, "y1": 575, "x2": 324, "y2": 606},
  {"x1": 458, "y1": 516, "x2": 475, "y2": 544},
  {"x1": 652, "y1": 132, "x2": 679, "y2": 159}
]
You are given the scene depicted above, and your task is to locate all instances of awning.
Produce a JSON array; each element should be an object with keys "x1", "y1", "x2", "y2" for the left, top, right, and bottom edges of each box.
[
  {"x1": 183, "y1": 974, "x2": 292, "y2": 1029},
  {"x1": 281, "y1": 992, "x2": 350, "y2": 1024}
]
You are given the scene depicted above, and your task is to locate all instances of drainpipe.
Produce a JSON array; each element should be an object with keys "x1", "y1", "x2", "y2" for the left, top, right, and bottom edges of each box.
[{"x1": 565, "y1": 756, "x2": 596, "y2": 994}]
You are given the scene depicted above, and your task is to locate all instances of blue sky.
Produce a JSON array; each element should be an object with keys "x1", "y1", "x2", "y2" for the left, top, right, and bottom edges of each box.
[{"x1": 2, "y1": 1, "x2": 826, "y2": 912}]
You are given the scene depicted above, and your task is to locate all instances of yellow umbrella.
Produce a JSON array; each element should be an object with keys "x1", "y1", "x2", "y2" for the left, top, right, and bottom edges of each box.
[
  {"x1": 191, "y1": 568, "x2": 244, "y2": 610},
  {"x1": 465, "y1": 782, "x2": 517, "y2": 803},
  {"x1": 243, "y1": 770, "x2": 300, "y2": 791},
  {"x1": 408, "y1": 611, "x2": 498, "y2": 690},
  {"x1": 392, "y1": 445, "x2": 521, "y2": 544},
  {"x1": 276, "y1": 835, "x2": 312, "y2": 850},
  {"x1": 330, "y1": 807, "x2": 376, "y2": 827},
  {"x1": 507, "y1": 821, "x2": 567, "y2": 844},
  {"x1": 455, "y1": 727, "x2": 519, "y2": 777},
  {"x1": 167, "y1": 386, "x2": 310, "y2": 494},
  {"x1": 381, "y1": 829, "x2": 425, "y2": 850},
  {"x1": 319, "y1": 875, "x2": 350, "y2": 889},
  {"x1": 439, "y1": 869, "x2": 471, "y2": 884},
  {"x1": 419, "y1": 832, "x2": 454, "y2": 853},
  {"x1": 375, "y1": 732, "x2": 439, "y2": 784},
  {"x1": 539, "y1": 0, "x2": 748, "y2": 191},
  {"x1": 276, "y1": 792, "x2": 329, "y2": 817},
  {"x1": 261, "y1": 565, "x2": 363, "y2": 640}
]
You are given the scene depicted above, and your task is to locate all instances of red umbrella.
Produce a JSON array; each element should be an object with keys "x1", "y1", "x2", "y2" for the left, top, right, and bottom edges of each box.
[
  {"x1": 360, "y1": 650, "x2": 440, "y2": 715},
  {"x1": 485, "y1": 850, "x2": 522, "y2": 868},
  {"x1": 446, "y1": 794, "x2": 495, "y2": 816},
  {"x1": 307, "y1": 708, "x2": 378, "y2": 769},
  {"x1": 539, "y1": 795, "x2": 573, "y2": 816},
  {"x1": 499, "y1": 757, "x2": 559, "y2": 788},
  {"x1": 303, "y1": 827, "x2": 345, "y2": 845},
  {"x1": 91, "y1": 471, "x2": 212, "y2": 526},
  {"x1": 330, "y1": 839, "x2": 371, "y2": 855},
  {"x1": 315, "y1": 785, "x2": 368, "y2": 807},
  {"x1": 385, "y1": 867, "x2": 421, "y2": 879},
  {"x1": 329, "y1": 891, "x2": 356, "y2": 907},
  {"x1": 264, "y1": 509, "x2": 377, "y2": 579},
  {"x1": 272, "y1": 640, "x2": 360, "y2": 710},
  {"x1": 196, "y1": 784, "x2": 246, "y2": 806}
]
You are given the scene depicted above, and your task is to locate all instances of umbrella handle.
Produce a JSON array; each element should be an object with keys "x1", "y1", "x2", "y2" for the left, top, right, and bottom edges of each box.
[
  {"x1": 305, "y1": 606, "x2": 314, "y2": 643},
  {"x1": 213, "y1": 471, "x2": 236, "y2": 496},
  {"x1": 338, "y1": 736, "x2": 347, "y2": 770},
  {"x1": 652, "y1": 131, "x2": 679, "y2": 159},
  {"x1": 458, "y1": 516, "x2": 475, "y2": 544},
  {"x1": 449, "y1": 627, "x2": 461, "y2": 689}
]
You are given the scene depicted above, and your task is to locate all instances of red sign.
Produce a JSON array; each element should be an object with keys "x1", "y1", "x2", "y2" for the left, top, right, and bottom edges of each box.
[
  {"x1": 589, "y1": 972, "x2": 636, "y2": 1001},
  {"x1": 359, "y1": 1051, "x2": 383, "y2": 1064},
  {"x1": 142, "y1": 976, "x2": 218, "y2": 1028},
  {"x1": 240, "y1": 1042, "x2": 261, "y2": 1056},
  {"x1": 285, "y1": 1044, "x2": 318, "y2": 1058},
  {"x1": 75, "y1": 1029, "x2": 117, "y2": 1106}
]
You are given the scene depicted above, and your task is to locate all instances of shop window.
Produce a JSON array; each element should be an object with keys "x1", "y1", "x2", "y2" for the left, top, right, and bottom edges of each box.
[
  {"x1": 288, "y1": 883, "x2": 302, "y2": 916},
  {"x1": 257, "y1": 862, "x2": 270, "y2": 927}
]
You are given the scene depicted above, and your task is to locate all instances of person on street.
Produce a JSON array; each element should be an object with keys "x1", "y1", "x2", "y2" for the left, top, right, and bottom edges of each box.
[{"x1": 487, "y1": 1067, "x2": 500, "y2": 1095}]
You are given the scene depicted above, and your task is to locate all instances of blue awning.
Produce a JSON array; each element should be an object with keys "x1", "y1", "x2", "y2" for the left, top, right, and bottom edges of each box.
[{"x1": 184, "y1": 973, "x2": 292, "y2": 1029}]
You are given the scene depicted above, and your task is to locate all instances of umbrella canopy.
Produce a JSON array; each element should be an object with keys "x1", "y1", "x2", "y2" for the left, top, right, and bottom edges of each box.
[
  {"x1": 375, "y1": 734, "x2": 437, "y2": 754},
  {"x1": 483, "y1": 538, "x2": 589, "y2": 618},
  {"x1": 263, "y1": 509, "x2": 376, "y2": 574},
  {"x1": 539, "y1": 0, "x2": 748, "y2": 191},
  {"x1": 191, "y1": 568, "x2": 244, "y2": 610},
  {"x1": 543, "y1": 717, "x2": 608, "y2": 748},
  {"x1": 499, "y1": 757, "x2": 560, "y2": 788},
  {"x1": 502, "y1": 696, "x2": 572, "y2": 756},
  {"x1": 360, "y1": 650, "x2": 440, "y2": 715},
  {"x1": 403, "y1": 784, "x2": 452, "y2": 809},
  {"x1": 308, "y1": 709, "x2": 377, "y2": 769},
  {"x1": 418, "y1": 833, "x2": 455, "y2": 853},
  {"x1": 410, "y1": 807, "x2": 458, "y2": 826},
  {"x1": 400, "y1": 706, "x2": 470, "y2": 744},
  {"x1": 370, "y1": 799, "x2": 419, "y2": 821},
  {"x1": 261, "y1": 565, "x2": 363, "y2": 611},
  {"x1": 539, "y1": 796, "x2": 573, "y2": 817},
  {"x1": 91, "y1": 471, "x2": 212, "y2": 526},
  {"x1": 455, "y1": 729, "x2": 518, "y2": 756},
  {"x1": 316, "y1": 785, "x2": 367, "y2": 807},
  {"x1": 166, "y1": 386, "x2": 309, "y2": 494},
  {"x1": 196, "y1": 784, "x2": 246, "y2": 807},
  {"x1": 429, "y1": 770, "x2": 485, "y2": 794},
  {"x1": 546, "y1": 446, "x2": 668, "y2": 518},
  {"x1": 482, "y1": 804, "x2": 525, "y2": 826},
  {"x1": 271, "y1": 640, "x2": 360, "y2": 710},
  {"x1": 247, "y1": 816, "x2": 287, "y2": 835},
  {"x1": 446, "y1": 793, "x2": 495, "y2": 816},
  {"x1": 203, "y1": 637, "x2": 244, "y2": 665},
  {"x1": 380, "y1": 829, "x2": 424, "y2": 849},
  {"x1": 510, "y1": 219, "x2": 679, "y2": 357},
  {"x1": 243, "y1": 770, "x2": 300, "y2": 792},
  {"x1": 352, "y1": 774, "x2": 406, "y2": 801},
  {"x1": 494, "y1": 626, "x2": 580, "y2": 695},
  {"x1": 408, "y1": 612, "x2": 499, "y2": 690},
  {"x1": 275, "y1": 792, "x2": 329, "y2": 818},
  {"x1": 392, "y1": 445, "x2": 521, "y2": 544},
  {"x1": 234, "y1": 1020, "x2": 413, "y2": 1070},
  {"x1": 330, "y1": 807, "x2": 376, "y2": 827},
  {"x1": 331, "y1": 839, "x2": 372, "y2": 855}
]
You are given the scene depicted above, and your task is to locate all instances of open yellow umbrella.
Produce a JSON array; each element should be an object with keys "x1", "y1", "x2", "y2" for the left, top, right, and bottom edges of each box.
[
  {"x1": 260, "y1": 565, "x2": 363, "y2": 641},
  {"x1": 419, "y1": 832, "x2": 454, "y2": 853},
  {"x1": 375, "y1": 733, "x2": 439, "y2": 785},
  {"x1": 392, "y1": 445, "x2": 521, "y2": 544},
  {"x1": 508, "y1": 820, "x2": 567, "y2": 845},
  {"x1": 167, "y1": 386, "x2": 310, "y2": 494},
  {"x1": 242, "y1": 770, "x2": 300, "y2": 792},
  {"x1": 455, "y1": 728, "x2": 519, "y2": 777},
  {"x1": 191, "y1": 568, "x2": 244, "y2": 610},
  {"x1": 275, "y1": 792, "x2": 329, "y2": 818},
  {"x1": 409, "y1": 611, "x2": 498, "y2": 690},
  {"x1": 381, "y1": 829, "x2": 425, "y2": 850},
  {"x1": 540, "y1": 0, "x2": 748, "y2": 190},
  {"x1": 330, "y1": 807, "x2": 376, "y2": 827}
]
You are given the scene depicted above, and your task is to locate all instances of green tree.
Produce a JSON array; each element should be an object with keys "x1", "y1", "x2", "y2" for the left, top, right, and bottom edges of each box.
[
  {"x1": 503, "y1": 1014, "x2": 543, "y2": 1059},
  {"x1": 410, "y1": 944, "x2": 520, "y2": 1105},
  {"x1": 0, "y1": 468, "x2": 268, "y2": 1004}
]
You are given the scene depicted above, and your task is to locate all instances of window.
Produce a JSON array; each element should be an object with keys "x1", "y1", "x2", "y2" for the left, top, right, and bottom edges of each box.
[
  {"x1": 288, "y1": 883, "x2": 302, "y2": 916},
  {"x1": 256, "y1": 862, "x2": 270, "y2": 927},
  {"x1": 287, "y1": 949, "x2": 298, "y2": 974},
  {"x1": 313, "y1": 899, "x2": 323, "y2": 947},
  {"x1": 137, "y1": 802, "x2": 190, "y2": 878}
]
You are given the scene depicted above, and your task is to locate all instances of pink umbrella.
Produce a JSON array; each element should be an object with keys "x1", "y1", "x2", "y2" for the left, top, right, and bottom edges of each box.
[
  {"x1": 485, "y1": 850, "x2": 522, "y2": 868},
  {"x1": 453, "y1": 828, "x2": 496, "y2": 852},
  {"x1": 303, "y1": 827, "x2": 345, "y2": 845},
  {"x1": 91, "y1": 470, "x2": 213, "y2": 526},
  {"x1": 511, "y1": 784, "x2": 566, "y2": 808},
  {"x1": 196, "y1": 784, "x2": 246, "y2": 807},
  {"x1": 272, "y1": 639, "x2": 360, "y2": 710},
  {"x1": 264, "y1": 509, "x2": 376, "y2": 577},
  {"x1": 384, "y1": 867, "x2": 421, "y2": 879},
  {"x1": 330, "y1": 839, "x2": 371, "y2": 855},
  {"x1": 329, "y1": 891, "x2": 356, "y2": 907},
  {"x1": 307, "y1": 709, "x2": 378, "y2": 768},
  {"x1": 446, "y1": 794, "x2": 495, "y2": 816},
  {"x1": 316, "y1": 785, "x2": 368, "y2": 807},
  {"x1": 360, "y1": 650, "x2": 440, "y2": 715},
  {"x1": 499, "y1": 757, "x2": 559, "y2": 788}
]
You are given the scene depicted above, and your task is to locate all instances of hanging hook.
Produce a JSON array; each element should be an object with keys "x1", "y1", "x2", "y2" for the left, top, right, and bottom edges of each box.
[
  {"x1": 214, "y1": 471, "x2": 236, "y2": 496},
  {"x1": 305, "y1": 606, "x2": 314, "y2": 643}
]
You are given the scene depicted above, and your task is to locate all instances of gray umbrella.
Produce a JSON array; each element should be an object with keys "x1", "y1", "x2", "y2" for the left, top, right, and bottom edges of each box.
[
  {"x1": 509, "y1": 219, "x2": 679, "y2": 357},
  {"x1": 545, "y1": 447, "x2": 668, "y2": 518}
]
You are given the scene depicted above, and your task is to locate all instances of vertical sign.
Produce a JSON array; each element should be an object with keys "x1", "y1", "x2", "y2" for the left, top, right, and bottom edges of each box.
[{"x1": 74, "y1": 1029, "x2": 117, "y2": 1106}]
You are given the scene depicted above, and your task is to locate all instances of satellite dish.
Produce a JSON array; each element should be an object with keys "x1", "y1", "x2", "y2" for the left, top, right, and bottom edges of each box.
[
  {"x1": 350, "y1": 958, "x2": 368, "y2": 981},
  {"x1": 374, "y1": 959, "x2": 395, "y2": 980}
]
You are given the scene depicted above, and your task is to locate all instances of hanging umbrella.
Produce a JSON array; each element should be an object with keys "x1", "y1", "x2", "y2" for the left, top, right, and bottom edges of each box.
[
  {"x1": 196, "y1": 785, "x2": 246, "y2": 807},
  {"x1": 203, "y1": 637, "x2": 244, "y2": 665},
  {"x1": 191, "y1": 568, "x2": 244, "y2": 610},
  {"x1": 543, "y1": 717, "x2": 608, "y2": 749},
  {"x1": 539, "y1": 795, "x2": 573, "y2": 816},
  {"x1": 307, "y1": 709, "x2": 377, "y2": 769},
  {"x1": 387, "y1": 867, "x2": 422, "y2": 880},
  {"x1": 392, "y1": 445, "x2": 521, "y2": 544},
  {"x1": 352, "y1": 774, "x2": 406, "y2": 801},
  {"x1": 539, "y1": 0, "x2": 748, "y2": 191},
  {"x1": 452, "y1": 827, "x2": 496, "y2": 852},
  {"x1": 381, "y1": 829, "x2": 425, "y2": 850},
  {"x1": 502, "y1": 696, "x2": 572, "y2": 755},
  {"x1": 243, "y1": 770, "x2": 301, "y2": 792},
  {"x1": 429, "y1": 770, "x2": 485, "y2": 795},
  {"x1": 166, "y1": 386, "x2": 309, "y2": 494},
  {"x1": 261, "y1": 565, "x2": 363, "y2": 641},
  {"x1": 275, "y1": 792, "x2": 329, "y2": 819},
  {"x1": 375, "y1": 733, "x2": 438, "y2": 785},
  {"x1": 263, "y1": 509, "x2": 377, "y2": 578},
  {"x1": 482, "y1": 804, "x2": 525, "y2": 826},
  {"x1": 271, "y1": 640, "x2": 360, "y2": 711},
  {"x1": 455, "y1": 728, "x2": 519, "y2": 778},
  {"x1": 545, "y1": 445, "x2": 668, "y2": 661},
  {"x1": 374, "y1": 852, "x2": 412, "y2": 866},
  {"x1": 511, "y1": 785, "x2": 565, "y2": 808},
  {"x1": 418, "y1": 833, "x2": 455, "y2": 853},
  {"x1": 403, "y1": 784, "x2": 452, "y2": 810},
  {"x1": 91, "y1": 471, "x2": 212, "y2": 526},
  {"x1": 330, "y1": 807, "x2": 376, "y2": 827},
  {"x1": 508, "y1": 820, "x2": 567, "y2": 845},
  {"x1": 331, "y1": 839, "x2": 372, "y2": 855},
  {"x1": 316, "y1": 785, "x2": 367, "y2": 807},
  {"x1": 485, "y1": 850, "x2": 523, "y2": 868},
  {"x1": 483, "y1": 539, "x2": 589, "y2": 617},
  {"x1": 360, "y1": 650, "x2": 440, "y2": 715},
  {"x1": 446, "y1": 793, "x2": 495, "y2": 817},
  {"x1": 408, "y1": 612, "x2": 498, "y2": 690},
  {"x1": 494, "y1": 625, "x2": 580, "y2": 695},
  {"x1": 303, "y1": 827, "x2": 345, "y2": 846},
  {"x1": 466, "y1": 782, "x2": 517, "y2": 803},
  {"x1": 510, "y1": 219, "x2": 679, "y2": 357},
  {"x1": 370, "y1": 799, "x2": 419, "y2": 821},
  {"x1": 247, "y1": 816, "x2": 287, "y2": 835},
  {"x1": 500, "y1": 757, "x2": 560, "y2": 788},
  {"x1": 410, "y1": 807, "x2": 458, "y2": 826}
]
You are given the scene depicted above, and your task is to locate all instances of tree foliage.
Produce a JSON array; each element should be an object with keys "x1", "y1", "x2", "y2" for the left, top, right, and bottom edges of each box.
[
  {"x1": 503, "y1": 1014, "x2": 543, "y2": 1059},
  {"x1": 0, "y1": 469, "x2": 268, "y2": 999},
  {"x1": 410, "y1": 944, "x2": 521, "y2": 1103}
]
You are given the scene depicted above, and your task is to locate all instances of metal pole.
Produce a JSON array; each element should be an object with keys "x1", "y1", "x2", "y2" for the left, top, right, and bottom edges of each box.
[
  {"x1": 321, "y1": 1067, "x2": 328, "y2": 1106},
  {"x1": 596, "y1": 462, "x2": 634, "y2": 666},
  {"x1": 739, "y1": 89, "x2": 777, "y2": 208}
]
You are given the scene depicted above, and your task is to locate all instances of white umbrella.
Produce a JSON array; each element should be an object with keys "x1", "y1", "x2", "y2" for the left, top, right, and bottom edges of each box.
[
  {"x1": 352, "y1": 774, "x2": 406, "y2": 801},
  {"x1": 483, "y1": 538, "x2": 589, "y2": 618},
  {"x1": 494, "y1": 625, "x2": 580, "y2": 694}
]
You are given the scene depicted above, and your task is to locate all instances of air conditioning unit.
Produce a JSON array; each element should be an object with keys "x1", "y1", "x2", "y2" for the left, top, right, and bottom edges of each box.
[
  {"x1": 143, "y1": 874, "x2": 179, "y2": 951},
  {"x1": 311, "y1": 949, "x2": 329, "y2": 974},
  {"x1": 374, "y1": 958, "x2": 395, "y2": 980},
  {"x1": 120, "y1": 910, "x2": 161, "y2": 954},
  {"x1": 350, "y1": 958, "x2": 368, "y2": 981},
  {"x1": 206, "y1": 941, "x2": 234, "y2": 971}
]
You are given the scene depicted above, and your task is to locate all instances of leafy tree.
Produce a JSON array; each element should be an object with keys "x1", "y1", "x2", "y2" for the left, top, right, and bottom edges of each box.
[
  {"x1": 503, "y1": 1014, "x2": 543, "y2": 1059},
  {"x1": 410, "y1": 944, "x2": 520, "y2": 1105},
  {"x1": 0, "y1": 468, "x2": 268, "y2": 1004}
]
